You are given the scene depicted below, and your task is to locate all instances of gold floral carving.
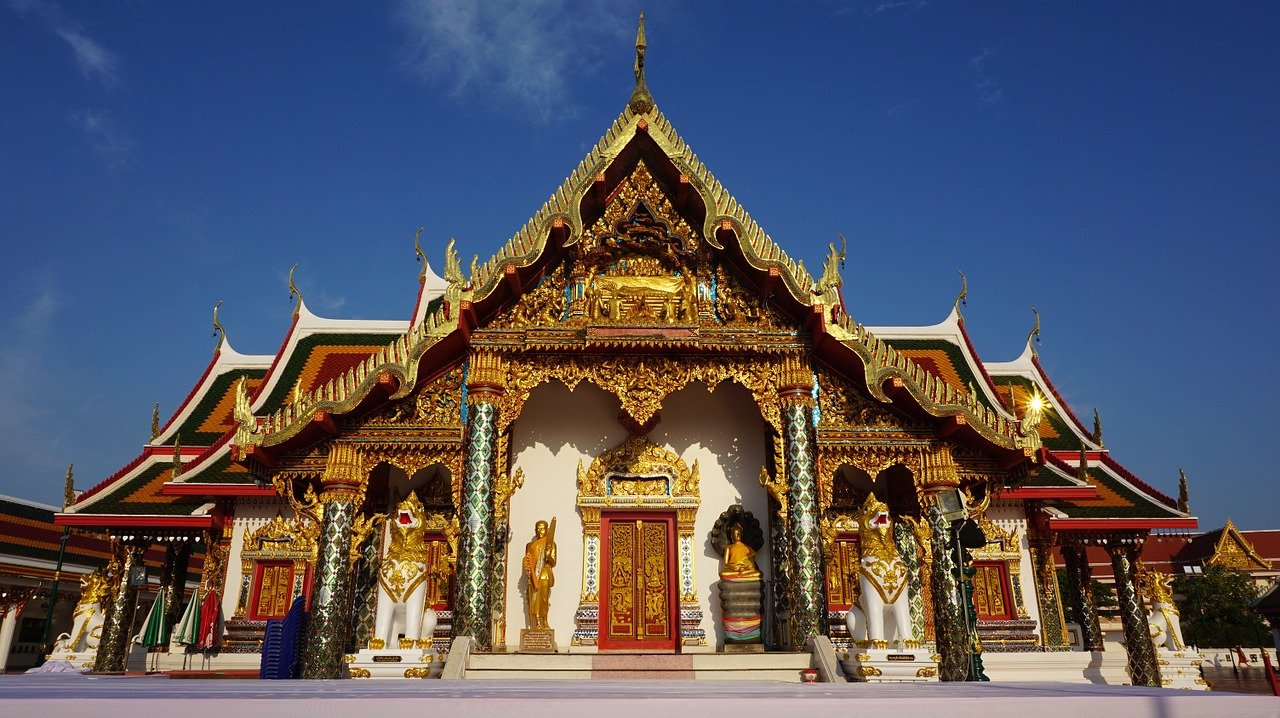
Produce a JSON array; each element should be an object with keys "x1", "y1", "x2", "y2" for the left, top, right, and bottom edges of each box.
[
  {"x1": 578, "y1": 435, "x2": 698, "y2": 499},
  {"x1": 244, "y1": 513, "x2": 318, "y2": 557}
]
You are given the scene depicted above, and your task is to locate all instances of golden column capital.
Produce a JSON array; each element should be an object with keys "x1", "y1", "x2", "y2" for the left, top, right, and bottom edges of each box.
[
  {"x1": 467, "y1": 350, "x2": 506, "y2": 401},
  {"x1": 319, "y1": 442, "x2": 365, "y2": 501}
]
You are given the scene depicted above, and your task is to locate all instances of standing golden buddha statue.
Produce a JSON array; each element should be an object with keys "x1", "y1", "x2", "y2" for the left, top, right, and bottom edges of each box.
[{"x1": 520, "y1": 518, "x2": 557, "y2": 652}]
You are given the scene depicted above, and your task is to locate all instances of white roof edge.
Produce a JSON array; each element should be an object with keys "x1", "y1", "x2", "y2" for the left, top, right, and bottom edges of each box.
[
  {"x1": 0, "y1": 493, "x2": 60, "y2": 511},
  {"x1": 984, "y1": 341, "x2": 1037, "y2": 373},
  {"x1": 1072, "y1": 457, "x2": 1185, "y2": 515},
  {"x1": 64, "y1": 453, "x2": 167, "y2": 514},
  {"x1": 152, "y1": 343, "x2": 273, "y2": 447},
  {"x1": 984, "y1": 345, "x2": 1103, "y2": 453},
  {"x1": 171, "y1": 442, "x2": 232, "y2": 484}
]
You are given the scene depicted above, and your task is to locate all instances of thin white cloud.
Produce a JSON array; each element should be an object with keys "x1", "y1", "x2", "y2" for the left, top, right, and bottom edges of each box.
[
  {"x1": 393, "y1": 0, "x2": 632, "y2": 118},
  {"x1": 865, "y1": 0, "x2": 928, "y2": 16},
  {"x1": 70, "y1": 111, "x2": 136, "y2": 169},
  {"x1": 969, "y1": 47, "x2": 1004, "y2": 105},
  {"x1": 55, "y1": 27, "x2": 119, "y2": 86},
  {"x1": 0, "y1": 280, "x2": 67, "y2": 476},
  {"x1": 9, "y1": 0, "x2": 120, "y2": 87}
]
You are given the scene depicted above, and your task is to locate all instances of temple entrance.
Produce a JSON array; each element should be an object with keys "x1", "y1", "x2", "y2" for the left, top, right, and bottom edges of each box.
[{"x1": 599, "y1": 512, "x2": 678, "y2": 651}]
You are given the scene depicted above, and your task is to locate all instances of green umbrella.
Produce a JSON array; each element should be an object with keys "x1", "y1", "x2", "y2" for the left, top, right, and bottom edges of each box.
[
  {"x1": 140, "y1": 590, "x2": 169, "y2": 648},
  {"x1": 175, "y1": 587, "x2": 201, "y2": 646}
]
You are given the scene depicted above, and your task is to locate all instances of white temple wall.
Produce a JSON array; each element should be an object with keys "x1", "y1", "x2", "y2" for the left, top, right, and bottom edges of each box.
[
  {"x1": 507, "y1": 380, "x2": 769, "y2": 650},
  {"x1": 507, "y1": 381, "x2": 627, "y2": 645},
  {"x1": 224, "y1": 496, "x2": 291, "y2": 618}
]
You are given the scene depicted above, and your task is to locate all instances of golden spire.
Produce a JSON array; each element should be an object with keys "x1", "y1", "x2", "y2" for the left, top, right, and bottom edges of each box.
[
  {"x1": 1026, "y1": 306, "x2": 1041, "y2": 357},
  {"x1": 1092, "y1": 407, "x2": 1104, "y2": 447},
  {"x1": 212, "y1": 300, "x2": 227, "y2": 355},
  {"x1": 628, "y1": 11, "x2": 654, "y2": 114},
  {"x1": 1178, "y1": 469, "x2": 1190, "y2": 514},
  {"x1": 288, "y1": 263, "x2": 303, "y2": 319},
  {"x1": 171, "y1": 435, "x2": 183, "y2": 480},
  {"x1": 63, "y1": 464, "x2": 75, "y2": 510},
  {"x1": 414, "y1": 226, "x2": 427, "y2": 280},
  {"x1": 954, "y1": 270, "x2": 968, "y2": 317},
  {"x1": 150, "y1": 402, "x2": 161, "y2": 440},
  {"x1": 1076, "y1": 439, "x2": 1089, "y2": 482}
]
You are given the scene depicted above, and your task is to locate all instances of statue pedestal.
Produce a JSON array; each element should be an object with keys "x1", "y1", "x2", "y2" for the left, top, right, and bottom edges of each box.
[
  {"x1": 519, "y1": 628, "x2": 557, "y2": 653},
  {"x1": 718, "y1": 579, "x2": 763, "y2": 648},
  {"x1": 346, "y1": 645, "x2": 447, "y2": 679},
  {"x1": 38, "y1": 649, "x2": 96, "y2": 672},
  {"x1": 1156, "y1": 649, "x2": 1208, "y2": 690},
  {"x1": 839, "y1": 646, "x2": 939, "y2": 683}
]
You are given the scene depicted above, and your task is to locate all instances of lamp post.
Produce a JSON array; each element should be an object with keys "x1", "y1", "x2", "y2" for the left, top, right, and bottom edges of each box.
[{"x1": 36, "y1": 527, "x2": 70, "y2": 666}]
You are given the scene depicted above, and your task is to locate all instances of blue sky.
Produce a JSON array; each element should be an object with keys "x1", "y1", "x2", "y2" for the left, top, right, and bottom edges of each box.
[{"x1": 1, "y1": 2, "x2": 1276, "y2": 530}]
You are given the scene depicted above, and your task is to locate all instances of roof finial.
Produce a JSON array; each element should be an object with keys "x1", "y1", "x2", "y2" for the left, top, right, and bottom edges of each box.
[
  {"x1": 1092, "y1": 408, "x2": 1104, "y2": 447},
  {"x1": 288, "y1": 263, "x2": 303, "y2": 318},
  {"x1": 1026, "y1": 306, "x2": 1041, "y2": 357},
  {"x1": 1177, "y1": 469, "x2": 1190, "y2": 514},
  {"x1": 171, "y1": 435, "x2": 183, "y2": 480},
  {"x1": 628, "y1": 11, "x2": 654, "y2": 114},
  {"x1": 151, "y1": 402, "x2": 161, "y2": 440},
  {"x1": 954, "y1": 270, "x2": 968, "y2": 317},
  {"x1": 63, "y1": 464, "x2": 75, "y2": 510},
  {"x1": 1077, "y1": 439, "x2": 1089, "y2": 482},
  {"x1": 414, "y1": 226, "x2": 427, "y2": 280},
  {"x1": 212, "y1": 300, "x2": 227, "y2": 354}
]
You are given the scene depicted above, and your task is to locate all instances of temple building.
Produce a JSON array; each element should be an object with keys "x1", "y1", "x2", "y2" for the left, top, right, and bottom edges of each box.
[{"x1": 52, "y1": 19, "x2": 1200, "y2": 685}]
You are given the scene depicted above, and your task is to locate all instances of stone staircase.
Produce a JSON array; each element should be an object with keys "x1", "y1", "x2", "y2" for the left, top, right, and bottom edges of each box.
[{"x1": 463, "y1": 651, "x2": 815, "y2": 681}]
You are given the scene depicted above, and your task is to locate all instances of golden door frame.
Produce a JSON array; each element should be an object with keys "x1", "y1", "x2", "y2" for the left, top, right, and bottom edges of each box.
[
  {"x1": 231, "y1": 513, "x2": 319, "y2": 621},
  {"x1": 571, "y1": 434, "x2": 703, "y2": 647}
]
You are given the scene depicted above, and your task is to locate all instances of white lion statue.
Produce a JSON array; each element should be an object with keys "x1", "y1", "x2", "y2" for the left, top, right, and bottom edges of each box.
[
  {"x1": 371, "y1": 493, "x2": 437, "y2": 650},
  {"x1": 845, "y1": 494, "x2": 914, "y2": 648},
  {"x1": 51, "y1": 568, "x2": 109, "y2": 654},
  {"x1": 1140, "y1": 569, "x2": 1185, "y2": 651}
]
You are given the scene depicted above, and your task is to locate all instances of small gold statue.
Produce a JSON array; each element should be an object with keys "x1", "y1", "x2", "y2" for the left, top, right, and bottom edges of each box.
[
  {"x1": 522, "y1": 518, "x2": 557, "y2": 629},
  {"x1": 719, "y1": 523, "x2": 762, "y2": 581}
]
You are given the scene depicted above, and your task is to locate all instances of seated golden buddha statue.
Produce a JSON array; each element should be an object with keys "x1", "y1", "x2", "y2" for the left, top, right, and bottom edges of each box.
[{"x1": 720, "y1": 523, "x2": 761, "y2": 581}]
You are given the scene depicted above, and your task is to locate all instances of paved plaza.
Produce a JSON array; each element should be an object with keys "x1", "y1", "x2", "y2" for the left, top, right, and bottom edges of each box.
[{"x1": 1, "y1": 675, "x2": 1277, "y2": 718}]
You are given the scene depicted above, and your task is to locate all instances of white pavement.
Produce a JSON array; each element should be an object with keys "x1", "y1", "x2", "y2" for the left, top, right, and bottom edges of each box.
[{"x1": 0, "y1": 674, "x2": 1276, "y2": 718}]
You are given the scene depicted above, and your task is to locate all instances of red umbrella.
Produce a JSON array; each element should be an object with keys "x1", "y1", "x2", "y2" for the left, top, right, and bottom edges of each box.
[{"x1": 197, "y1": 589, "x2": 222, "y2": 651}]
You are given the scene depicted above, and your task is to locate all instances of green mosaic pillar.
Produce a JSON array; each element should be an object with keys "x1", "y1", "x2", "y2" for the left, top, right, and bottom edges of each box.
[
  {"x1": 893, "y1": 519, "x2": 927, "y2": 642},
  {"x1": 457, "y1": 355, "x2": 503, "y2": 650},
  {"x1": 163, "y1": 541, "x2": 193, "y2": 634},
  {"x1": 93, "y1": 540, "x2": 146, "y2": 672},
  {"x1": 350, "y1": 528, "x2": 383, "y2": 649},
  {"x1": 780, "y1": 377, "x2": 822, "y2": 649},
  {"x1": 301, "y1": 443, "x2": 364, "y2": 679},
  {"x1": 926, "y1": 503, "x2": 968, "y2": 682},
  {"x1": 1029, "y1": 539, "x2": 1068, "y2": 650},
  {"x1": 1107, "y1": 538, "x2": 1161, "y2": 687},
  {"x1": 1061, "y1": 540, "x2": 1104, "y2": 650}
]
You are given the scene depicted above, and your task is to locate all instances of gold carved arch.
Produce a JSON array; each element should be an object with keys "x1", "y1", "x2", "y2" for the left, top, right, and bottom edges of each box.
[{"x1": 359, "y1": 445, "x2": 465, "y2": 513}]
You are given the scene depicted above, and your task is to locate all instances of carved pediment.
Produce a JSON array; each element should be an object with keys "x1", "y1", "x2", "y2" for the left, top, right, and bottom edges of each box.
[
  {"x1": 577, "y1": 434, "x2": 698, "y2": 500},
  {"x1": 245, "y1": 513, "x2": 318, "y2": 558}
]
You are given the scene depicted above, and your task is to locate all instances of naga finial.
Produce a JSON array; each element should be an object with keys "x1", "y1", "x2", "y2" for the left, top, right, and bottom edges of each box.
[
  {"x1": 63, "y1": 464, "x2": 75, "y2": 509},
  {"x1": 288, "y1": 263, "x2": 303, "y2": 318},
  {"x1": 1092, "y1": 408, "x2": 1104, "y2": 447},
  {"x1": 212, "y1": 300, "x2": 227, "y2": 354},
  {"x1": 150, "y1": 402, "x2": 161, "y2": 440},
  {"x1": 1077, "y1": 439, "x2": 1089, "y2": 482},
  {"x1": 628, "y1": 11, "x2": 654, "y2": 114},
  {"x1": 1026, "y1": 306, "x2": 1041, "y2": 357},
  {"x1": 414, "y1": 226, "x2": 427, "y2": 280},
  {"x1": 954, "y1": 270, "x2": 968, "y2": 317},
  {"x1": 815, "y1": 232, "x2": 847, "y2": 300},
  {"x1": 1177, "y1": 469, "x2": 1191, "y2": 514},
  {"x1": 443, "y1": 238, "x2": 464, "y2": 286}
]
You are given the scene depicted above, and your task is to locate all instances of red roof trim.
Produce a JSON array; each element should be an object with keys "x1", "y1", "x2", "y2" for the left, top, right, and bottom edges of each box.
[
  {"x1": 249, "y1": 313, "x2": 303, "y2": 405},
  {"x1": 1030, "y1": 354, "x2": 1095, "y2": 441},
  {"x1": 954, "y1": 314, "x2": 1004, "y2": 407},
  {"x1": 1048, "y1": 517, "x2": 1199, "y2": 531},
  {"x1": 154, "y1": 349, "x2": 223, "y2": 440},
  {"x1": 75, "y1": 451, "x2": 151, "y2": 504},
  {"x1": 54, "y1": 514, "x2": 214, "y2": 528},
  {"x1": 1099, "y1": 453, "x2": 1179, "y2": 509},
  {"x1": 161, "y1": 483, "x2": 276, "y2": 497}
]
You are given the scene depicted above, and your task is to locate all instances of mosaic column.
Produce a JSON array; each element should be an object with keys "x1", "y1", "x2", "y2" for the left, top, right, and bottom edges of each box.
[
  {"x1": 93, "y1": 540, "x2": 147, "y2": 672},
  {"x1": 893, "y1": 520, "x2": 927, "y2": 642},
  {"x1": 1061, "y1": 540, "x2": 1104, "y2": 650},
  {"x1": 350, "y1": 528, "x2": 383, "y2": 649},
  {"x1": 1107, "y1": 537, "x2": 1161, "y2": 687},
  {"x1": 162, "y1": 541, "x2": 193, "y2": 635},
  {"x1": 456, "y1": 351, "x2": 503, "y2": 650},
  {"x1": 1028, "y1": 538, "x2": 1068, "y2": 650},
  {"x1": 300, "y1": 443, "x2": 364, "y2": 679},
  {"x1": 779, "y1": 358, "x2": 823, "y2": 649},
  {"x1": 926, "y1": 502, "x2": 968, "y2": 682}
]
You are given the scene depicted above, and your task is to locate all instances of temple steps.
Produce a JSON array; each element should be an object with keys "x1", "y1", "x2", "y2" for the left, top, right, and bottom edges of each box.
[{"x1": 463, "y1": 651, "x2": 814, "y2": 681}]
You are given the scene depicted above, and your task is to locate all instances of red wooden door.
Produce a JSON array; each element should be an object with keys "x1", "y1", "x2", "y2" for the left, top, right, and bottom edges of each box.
[{"x1": 599, "y1": 512, "x2": 678, "y2": 651}]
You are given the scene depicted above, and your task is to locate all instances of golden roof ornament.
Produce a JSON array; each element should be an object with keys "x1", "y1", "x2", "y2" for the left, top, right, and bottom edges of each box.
[
  {"x1": 1177, "y1": 469, "x2": 1190, "y2": 514},
  {"x1": 63, "y1": 464, "x2": 75, "y2": 510},
  {"x1": 628, "y1": 11, "x2": 655, "y2": 115},
  {"x1": 150, "y1": 402, "x2": 161, "y2": 441},
  {"x1": 171, "y1": 435, "x2": 183, "y2": 480},
  {"x1": 1076, "y1": 440, "x2": 1089, "y2": 482},
  {"x1": 212, "y1": 300, "x2": 227, "y2": 355},
  {"x1": 414, "y1": 226, "x2": 427, "y2": 280},
  {"x1": 1026, "y1": 306, "x2": 1041, "y2": 357},
  {"x1": 288, "y1": 263, "x2": 303, "y2": 319},
  {"x1": 954, "y1": 270, "x2": 968, "y2": 317},
  {"x1": 1092, "y1": 408, "x2": 1104, "y2": 447}
]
